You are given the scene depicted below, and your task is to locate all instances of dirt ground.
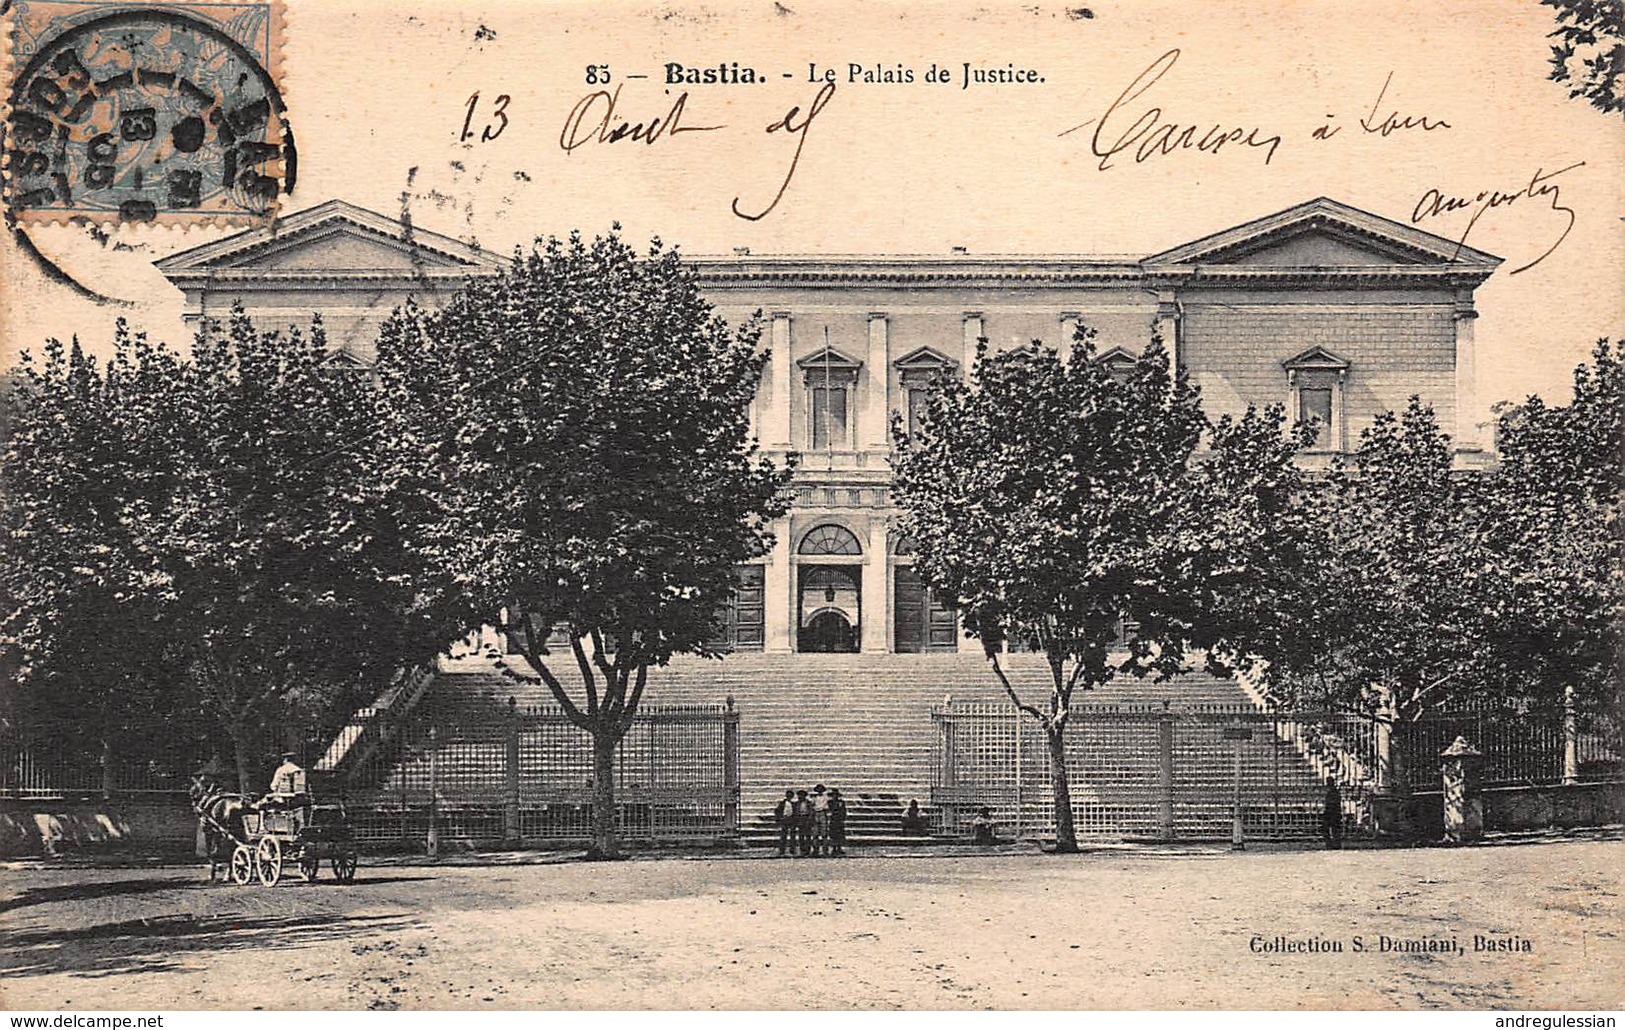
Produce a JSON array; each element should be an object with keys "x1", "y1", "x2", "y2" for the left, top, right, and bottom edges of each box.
[{"x1": 1, "y1": 838, "x2": 1621, "y2": 1011}]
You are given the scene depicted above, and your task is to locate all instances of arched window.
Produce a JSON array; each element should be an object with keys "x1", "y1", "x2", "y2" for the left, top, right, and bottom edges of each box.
[{"x1": 798, "y1": 523, "x2": 862, "y2": 556}]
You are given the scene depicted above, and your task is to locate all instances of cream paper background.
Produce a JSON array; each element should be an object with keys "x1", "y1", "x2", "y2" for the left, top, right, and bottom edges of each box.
[{"x1": 3, "y1": 0, "x2": 1623, "y2": 428}]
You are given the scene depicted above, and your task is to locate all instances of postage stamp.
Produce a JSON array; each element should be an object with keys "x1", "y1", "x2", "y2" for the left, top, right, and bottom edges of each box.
[{"x1": 4, "y1": 0, "x2": 292, "y2": 226}]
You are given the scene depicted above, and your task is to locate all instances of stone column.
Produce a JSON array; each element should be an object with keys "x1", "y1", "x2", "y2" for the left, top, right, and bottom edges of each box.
[
  {"x1": 764, "y1": 515, "x2": 794, "y2": 652},
  {"x1": 1453, "y1": 295, "x2": 1479, "y2": 449},
  {"x1": 863, "y1": 313, "x2": 890, "y2": 451},
  {"x1": 1440, "y1": 735, "x2": 1483, "y2": 844},
  {"x1": 769, "y1": 313, "x2": 793, "y2": 449},
  {"x1": 1155, "y1": 293, "x2": 1182, "y2": 373},
  {"x1": 962, "y1": 312, "x2": 983, "y2": 372},
  {"x1": 861, "y1": 518, "x2": 889, "y2": 653},
  {"x1": 1058, "y1": 311, "x2": 1081, "y2": 347}
]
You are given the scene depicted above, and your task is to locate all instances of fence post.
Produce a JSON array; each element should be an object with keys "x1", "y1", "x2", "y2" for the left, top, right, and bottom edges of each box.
[
  {"x1": 1563, "y1": 685, "x2": 1580, "y2": 786},
  {"x1": 426, "y1": 724, "x2": 439, "y2": 858},
  {"x1": 1157, "y1": 701, "x2": 1175, "y2": 841},
  {"x1": 504, "y1": 697, "x2": 521, "y2": 843},
  {"x1": 723, "y1": 696, "x2": 740, "y2": 837},
  {"x1": 1231, "y1": 737, "x2": 1245, "y2": 850},
  {"x1": 1013, "y1": 705, "x2": 1023, "y2": 840}
]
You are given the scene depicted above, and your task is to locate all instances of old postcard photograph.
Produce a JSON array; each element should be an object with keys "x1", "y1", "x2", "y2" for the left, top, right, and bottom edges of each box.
[{"x1": 1, "y1": 0, "x2": 1622, "y2": 1014}]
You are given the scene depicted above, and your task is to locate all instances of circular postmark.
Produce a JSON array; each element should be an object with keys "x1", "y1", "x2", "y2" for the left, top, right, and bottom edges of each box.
[{"x1": 6, "y1": 8, "x2": 296, "y2": 225}]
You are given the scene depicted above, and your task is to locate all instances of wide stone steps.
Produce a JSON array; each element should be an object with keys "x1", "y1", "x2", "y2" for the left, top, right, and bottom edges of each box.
[{"x1": 387, "y1": 650, "x2": 1296, "y2": 839}]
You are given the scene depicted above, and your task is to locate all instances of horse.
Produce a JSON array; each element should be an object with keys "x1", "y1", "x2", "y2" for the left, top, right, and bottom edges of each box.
[{"x1": 189, "y1": 775, "x2": 247, "y2": 882}]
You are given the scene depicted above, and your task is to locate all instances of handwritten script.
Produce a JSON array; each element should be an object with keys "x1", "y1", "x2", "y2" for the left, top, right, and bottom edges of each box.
[
  {"x1": 1058, "y1": 49, "x2": 1283, "y2": 170},
  {"x1": 1412, "y1": 162, "x2": 1585, "y2": 275},
  {"x1": 559, "y1": 82, "x2": 836, "y2": 222}
]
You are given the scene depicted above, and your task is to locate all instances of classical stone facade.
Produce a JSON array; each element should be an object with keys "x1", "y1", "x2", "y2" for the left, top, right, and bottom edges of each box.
[{"x1": 156, "y1": 196, "x2": 1501, "y2": 657}]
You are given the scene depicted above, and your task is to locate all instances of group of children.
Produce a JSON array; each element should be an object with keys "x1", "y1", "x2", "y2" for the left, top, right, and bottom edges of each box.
[{"x1": 774, "y1": 784, "x2": 848, "y2": 857}]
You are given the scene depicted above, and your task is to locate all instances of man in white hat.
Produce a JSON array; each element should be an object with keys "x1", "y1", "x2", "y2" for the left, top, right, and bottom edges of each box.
[{"x1": 269, "y1": 750, "x2": 307, "y2": 800}]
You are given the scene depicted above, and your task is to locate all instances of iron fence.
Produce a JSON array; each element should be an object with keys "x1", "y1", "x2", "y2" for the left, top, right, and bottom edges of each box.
[
  {"x1": 336, "y1": 700, "x2": 740, "y2": 848},
  {"x1": 931, "y1": 701, "x2": 1380, "y2": 842}
]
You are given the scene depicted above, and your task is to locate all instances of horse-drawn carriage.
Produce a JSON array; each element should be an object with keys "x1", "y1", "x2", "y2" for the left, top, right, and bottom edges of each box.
[{"x1": 193, "y1": 777, "x2": 360, "y2": 887}]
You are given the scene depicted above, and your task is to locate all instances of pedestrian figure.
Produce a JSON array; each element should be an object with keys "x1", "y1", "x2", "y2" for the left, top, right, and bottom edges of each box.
[
  {"x1": 970, "y1": 805, "x2": 997, "y2": 845},
  {"x1": 1320, "y1": 782, "x2": 1344, "y2": 849},
  {"x1": 828, "y1": 787, "x2": 848, "y2": 856},
  {"x1": 793, "y1": 789, "x2": 813, "y2": 856},
  {"x1": 775, "y1": 789, "x2": 796, "y2": 857},
  {"x1": 901, "y1": 798, "x2": 926, "y2": 833},
  {"x1": 811, "y1": 784, "x2": 832, "y2": 856}
]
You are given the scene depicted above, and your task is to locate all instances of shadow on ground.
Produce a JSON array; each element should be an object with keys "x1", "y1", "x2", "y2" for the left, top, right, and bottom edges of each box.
[
  {"x1": 0, "y1": 911, "x2": 420, "y2": 980},
  {"x1": 0, "y1": 874, "x2": 437, "y2": 916}
]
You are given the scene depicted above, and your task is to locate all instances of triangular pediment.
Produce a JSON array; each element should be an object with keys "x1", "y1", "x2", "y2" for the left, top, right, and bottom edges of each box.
[
  {"x1": 796, "y1": 345, "x2": 863, "y2": 371},
  {"x1": 156, "y1": 199, "x2": 506, "y2": 274},
  {"x1": 1095, "y1": 345, "x2": 1139, "y2": 367},
  {"x1": 236, "y1": 227, "x2": 472, "y2": 271},
  {"x1": 1282, "y1": 345, "x2": 1351, "y2": 371},
  {"x1": 322, "y1": 347, "x2": 374, "y2": 370},
  {"x1": 893, "y1": 345, "x2": 958, "y2": 372},
  {"x1": 1145, "y1": 197, "x2": 1502, "y2": 269}
]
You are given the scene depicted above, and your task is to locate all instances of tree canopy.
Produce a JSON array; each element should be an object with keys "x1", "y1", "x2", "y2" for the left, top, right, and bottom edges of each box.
[
  {"x1": 372, "y1": 228, "x2": 791, "y2": 856},
  {"x1": 1, "y1": 313, "x2": 467, "y2": 792},
  {"x1": 890, "y1": 328, "x2": 1305, "y2": 850},
  {"x1": 1542, "y1": 0, "x2": 1625, "y2": 117}
]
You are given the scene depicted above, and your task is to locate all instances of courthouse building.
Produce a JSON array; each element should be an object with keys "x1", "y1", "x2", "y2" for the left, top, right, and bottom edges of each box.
[{"x1": 157, "y1": 196, "x2": 1502, "y2": 660}]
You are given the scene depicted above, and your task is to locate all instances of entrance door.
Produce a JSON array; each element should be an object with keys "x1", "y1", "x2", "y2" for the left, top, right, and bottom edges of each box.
[
  {"x1": 802, "y1": 610, "x2": 857, "y2": 652},
  {"x1": 798, "y1": 565, "x2": 861, "y2": 653},
  {"x1": 894, "y1": 566, "x2": 957, "y2": 652}
]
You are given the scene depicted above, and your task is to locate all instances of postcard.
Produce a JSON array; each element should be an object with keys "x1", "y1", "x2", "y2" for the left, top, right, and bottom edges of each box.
[{"x1": 1, "y1": 0, "x2": 1621, "y2": 1014}]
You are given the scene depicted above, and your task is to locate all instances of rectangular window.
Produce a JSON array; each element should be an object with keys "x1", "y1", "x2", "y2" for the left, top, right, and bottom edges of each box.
[
  {"x1": 1299, "y1": 387, "x2": 1333, "y2": 429},
  {"x1": 906, "y1": 387, "x2": 928, "y2": 438},
  {"x1": 812, "y1": 386, "x2": 848, "y2": 450}
]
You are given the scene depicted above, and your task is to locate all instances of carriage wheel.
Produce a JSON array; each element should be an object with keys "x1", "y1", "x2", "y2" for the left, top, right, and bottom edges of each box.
[
  {"x1": 229, "y1": 844, "x2": 254, "y2": 886},
  {"x1": 255, "y1": 836, "x2": 283, "y2": 887},
  {"x1": 331, "y1": 851, "x2": 358, "y2": 883},
  {"x1": 300, "y1": 852, "x2": 320, "y2": 882}
]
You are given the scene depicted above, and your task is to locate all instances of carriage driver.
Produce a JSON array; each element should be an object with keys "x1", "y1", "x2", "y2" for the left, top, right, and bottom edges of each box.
[{"x1": 268, "y1": 750, "x2": 307, "y2": 801}]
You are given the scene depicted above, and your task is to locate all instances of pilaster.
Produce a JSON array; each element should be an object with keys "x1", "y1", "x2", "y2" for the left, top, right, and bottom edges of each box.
[
  {"x1": 864, "y1": 313, "x2": 890, "y2": 449},
  {"x1": 764, "y1": 516, "x2": 794, "y2": 652},
  {"x1": 769, "y1": 313, "x2": 793, "y2": 449},
  {"x1": 1453, "y1": 294, "x2": 1479, "y2": 449},
  {"x1": 862, "y1": 520, "x2": 889, "y2": 653}
]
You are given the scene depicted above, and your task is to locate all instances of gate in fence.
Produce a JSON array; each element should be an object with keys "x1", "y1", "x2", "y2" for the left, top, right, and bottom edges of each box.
[
  {"x1": 930, "y1": 701, "x2": 1381, "y2": 842},
  {"x1": 339, "y1": 700, "x2": 740, "y2": 848}
]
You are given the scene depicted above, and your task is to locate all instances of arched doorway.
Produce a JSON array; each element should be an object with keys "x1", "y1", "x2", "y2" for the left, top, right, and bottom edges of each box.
[
  {"x1": 797, "y1": 525, "x2": 863, "y2": 653},
  {"x1": 802, "y1": 608, "x2": 857, "y2": 653}
]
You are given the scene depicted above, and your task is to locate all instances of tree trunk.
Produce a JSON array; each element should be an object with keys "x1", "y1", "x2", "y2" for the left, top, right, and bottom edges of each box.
[
  {"x1": 1047, "y1": 725, "x2": 1080, "y2": 854},
  {"x1": 233, "y1": 730, "x2": 255, "y2": 797},
  {"x1": 589, "y1": 729, "x2": 621, "y2": 859}
]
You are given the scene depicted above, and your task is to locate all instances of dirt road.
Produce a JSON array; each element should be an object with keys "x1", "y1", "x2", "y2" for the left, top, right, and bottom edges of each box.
[{"x1": 2, "y1": 839, "x2": 1620, "y2": 1010}]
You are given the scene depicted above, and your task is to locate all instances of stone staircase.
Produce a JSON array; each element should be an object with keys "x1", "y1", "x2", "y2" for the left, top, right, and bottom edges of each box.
[{"x1": 414, "y1": 650, "x2": 1271, "y2": 842}]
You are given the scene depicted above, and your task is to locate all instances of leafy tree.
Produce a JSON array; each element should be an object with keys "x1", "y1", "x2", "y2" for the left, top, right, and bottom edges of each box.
[
  {"x1": 1483, "y1": 340, "x2": 1623, "y2": 727},
  {"x1": 0, "y1": 330, "x2": 185, "y2": 784},
  {"x1": 1243, "y1": 399, "x2": 1500, "y2": 790},
  {"x1": 1, "y1": 313, "x2": 465, "y2": 793},
  {"x1": 163, "y1": 312, "x2": 469, "y2": 791},
  {"x1": 373, "y1": 229, "x2": 791, "y2": 858},
  {"x1": 1542, "y1": 0, "x2": 1625, "y2": 117},
  {"x1": 1188, "y1": 405, "x2": 1321, "y2": 689},
  {"x1": 891, "y1": 329, "x2": 1263, "y2": 853}
]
